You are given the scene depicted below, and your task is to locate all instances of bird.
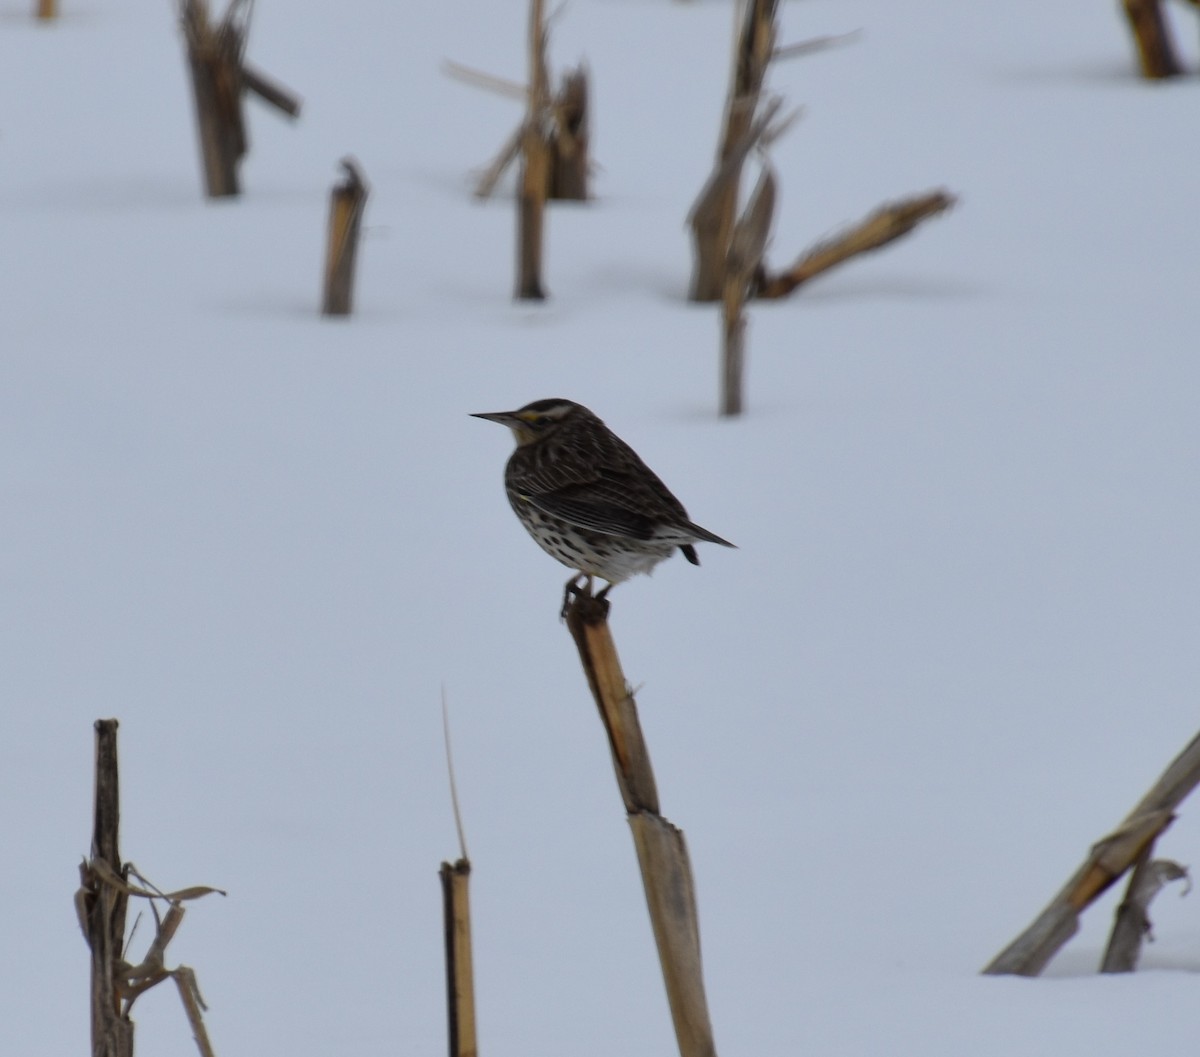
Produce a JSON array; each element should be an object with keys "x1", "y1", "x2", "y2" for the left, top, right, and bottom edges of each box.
[{"x1": 471, "y1": 398, "x2": 734, "y2": 602}]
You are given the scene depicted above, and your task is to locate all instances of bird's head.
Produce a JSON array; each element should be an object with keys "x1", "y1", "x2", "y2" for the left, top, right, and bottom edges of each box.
[{"x1": 471, "y1": 398, "x2": 586, "y2": 446}]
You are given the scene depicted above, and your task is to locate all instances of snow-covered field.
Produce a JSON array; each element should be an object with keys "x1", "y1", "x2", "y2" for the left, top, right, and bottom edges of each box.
[{"x1": 3, "y1": 0, "x2": 1199, "y2": 1053}]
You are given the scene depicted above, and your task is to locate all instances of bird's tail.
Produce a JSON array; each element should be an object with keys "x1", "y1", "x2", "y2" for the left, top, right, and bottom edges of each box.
[{"x1": 685, "y1": 521, "x2": 736, "y2": 549}]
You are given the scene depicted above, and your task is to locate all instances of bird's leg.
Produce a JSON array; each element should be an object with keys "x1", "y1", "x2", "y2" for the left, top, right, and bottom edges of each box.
[
  {"x1": 560, "y1": 573, "x2": 594, "y2": 619},
  {"x1": 595, "y1": 582, "x2": 614, "y2": 604}
]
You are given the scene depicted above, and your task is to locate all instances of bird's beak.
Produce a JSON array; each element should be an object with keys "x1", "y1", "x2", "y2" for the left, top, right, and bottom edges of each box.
[{"x1": 470, "y1": 410, "x2": 518, "y2": 426}]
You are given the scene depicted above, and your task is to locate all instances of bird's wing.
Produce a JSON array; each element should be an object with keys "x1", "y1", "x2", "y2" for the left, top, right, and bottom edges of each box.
[
  {"x1": 507, "y1": 427, "x2": 693, "y2": 537},
  {"x1": 521, "y1": 480, "x2": 658, "y2": 539}
]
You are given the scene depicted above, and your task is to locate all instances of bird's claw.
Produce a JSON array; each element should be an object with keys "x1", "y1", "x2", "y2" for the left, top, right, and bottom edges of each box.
[
  {"x1": 560, "y1": 574, "x2": 593, "y2": 619},
  {"x1": 560, "y1": 574, "x2": 614, "y2": 621}
]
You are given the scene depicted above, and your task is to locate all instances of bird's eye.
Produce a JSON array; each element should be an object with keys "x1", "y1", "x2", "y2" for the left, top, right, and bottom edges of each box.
[{"x1": 534, "y1": 416, "x2": 550, "y2": 426}]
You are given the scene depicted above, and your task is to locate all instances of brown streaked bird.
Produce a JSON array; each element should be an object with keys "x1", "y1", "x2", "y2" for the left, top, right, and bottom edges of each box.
[{"x1": 472, "y1": 398, "x2": 734, "y2": 599}]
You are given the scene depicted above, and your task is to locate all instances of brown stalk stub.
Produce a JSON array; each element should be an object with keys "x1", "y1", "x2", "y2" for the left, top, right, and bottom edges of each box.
[
  {"x1": 755, "y1": 189, "x2": 957, "y2": 299},
  {"x1": 178, "y1": 0, "x2": 301, "y2": 199},
  {"x1": 322, "y1": 157, "x2": 370, "y2": 317},
  {"x1": 564, "y1": 587, "x2": 659, "y2": 817},
  {"x1": 1121, "y1": 0, "x2": 1185, "y2": 78},
  {"x1": 79, "y1": 720, "x2": 224, "y2": 1057},
  {"x1": 547, "y1": 66, "x2": 590, "y2": 201},
  {"x1": 84, "y1": 719, "x2": 133, "y2": 1057},
  {"x1": 690, "y1": 0, "x2": 955, "y2": 415},
  {"x1": 1101, "y1": 852, "x2": 1189, "y2": 974},
  {"x1": 440, "y1": 858, "x2": 477, "y2": 1057},
  {"x1": 564, "y1": 587, "x2": 610, "y2": 627},
  {"x1": 984, "y1": 730, "x2": 1200, "y2": 976},
  {"x1": 447, "y1": 1, "x2": 592, "y2": 301},
  {"x1": 563, "y1": 591, "x2": 719, "y2": 1057}
]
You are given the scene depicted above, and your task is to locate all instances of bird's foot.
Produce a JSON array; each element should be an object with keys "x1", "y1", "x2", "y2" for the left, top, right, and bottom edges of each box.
[
  {"x1": 561, "y1": 574, "x2": 615, "y2": 622},
  {"x1": 560, "y1": 573, "x2": 594, "y2": 619}
]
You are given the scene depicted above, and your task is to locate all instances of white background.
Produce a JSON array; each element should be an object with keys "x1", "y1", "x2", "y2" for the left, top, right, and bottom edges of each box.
[{"x1": 2, "y1": 1, "x2": 1198, "y2": 1053}]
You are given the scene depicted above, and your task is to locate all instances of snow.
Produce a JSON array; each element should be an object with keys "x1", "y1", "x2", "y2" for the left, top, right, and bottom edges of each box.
[{"x1": 3, "y1": 0, "x2": 1199, "y2": 1053}]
